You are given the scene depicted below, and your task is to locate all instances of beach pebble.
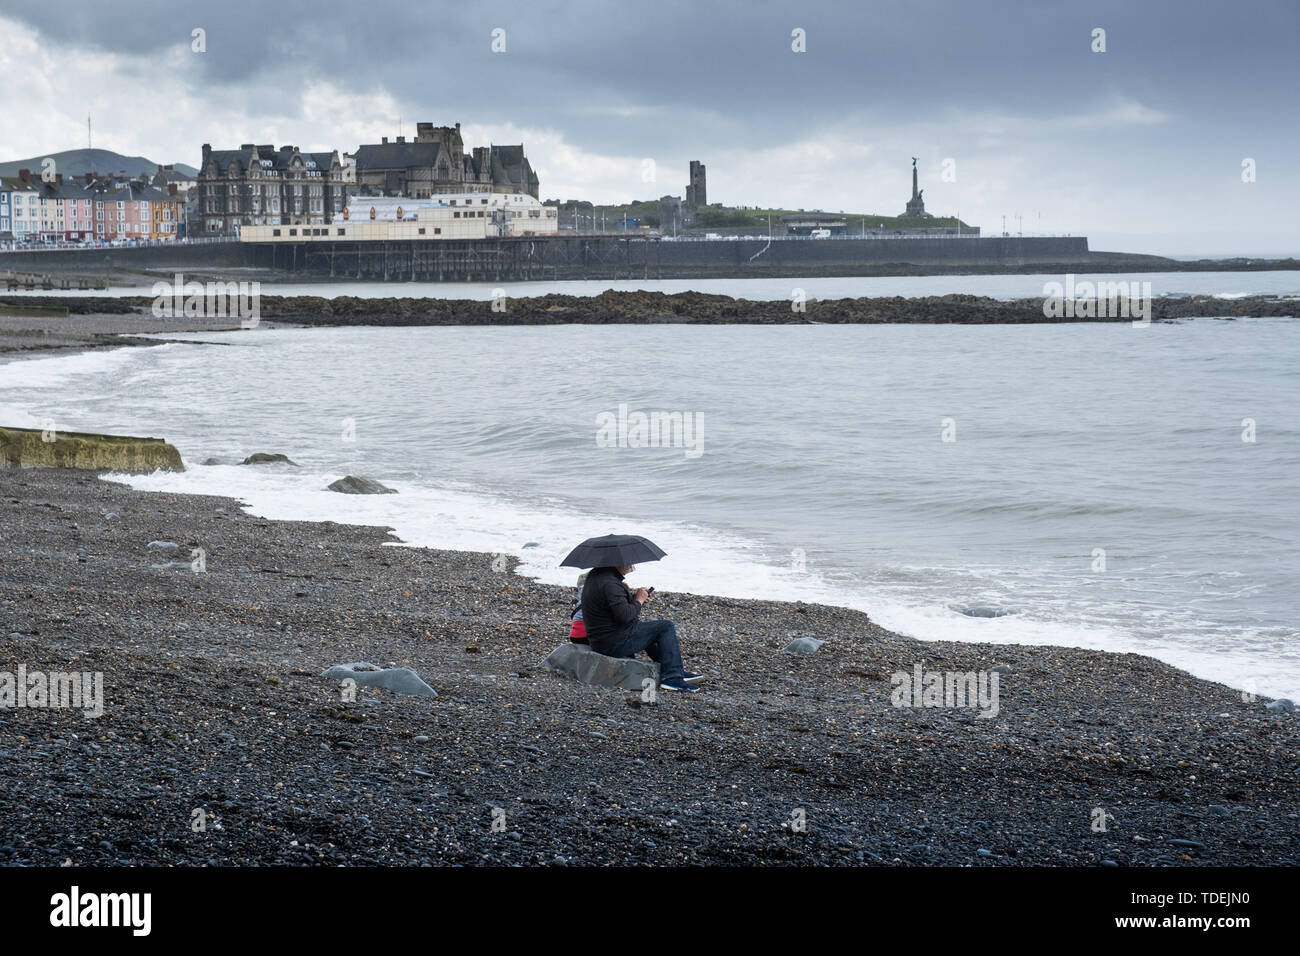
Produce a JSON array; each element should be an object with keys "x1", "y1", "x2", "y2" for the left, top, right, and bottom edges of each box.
[
  {"x1": 413, "y1": 735, "x2": 430, "y2": 744},
  {"x1": 1265, "y1": 698, "x2": 1295, "y2": 712},
  {"x1": 1207, "y1": 804, "x2": 1232, "y2": 817},
  {"x1": 988, "y1": 664, "x2": 1013, "y2": 675},
  {"x1": 147, "y1": 540, "x2": 180, "y2": 551},
  {"x1": 1168, "y1": 838, "x2": 1205, "y2": 848},
  {"x1": 783, "y1": 637, "x2": 824, "y2": 655}
]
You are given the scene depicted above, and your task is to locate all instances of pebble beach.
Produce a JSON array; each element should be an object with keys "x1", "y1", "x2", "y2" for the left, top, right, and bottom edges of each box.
[{"x1": 1, "y1": 463, "x2": 1296, "y2": 866}]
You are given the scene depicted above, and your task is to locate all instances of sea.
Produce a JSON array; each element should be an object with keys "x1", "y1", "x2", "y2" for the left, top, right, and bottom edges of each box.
[{"x1": 2, "y1": 271, "x2": 1297, "y2": 699}]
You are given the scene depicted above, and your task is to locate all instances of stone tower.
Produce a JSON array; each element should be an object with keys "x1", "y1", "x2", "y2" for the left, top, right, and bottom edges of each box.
[{"x1": 685, "y1": 160, "x2": 707, "y2": 209}]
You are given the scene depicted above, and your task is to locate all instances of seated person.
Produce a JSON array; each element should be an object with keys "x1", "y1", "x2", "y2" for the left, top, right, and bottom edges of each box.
[
  {"x1": 569, "y1": 572, "x2": 589, "y2": 644},
  {"x1": 579, "y1": 564, "x2": 703, "y2": 692}
]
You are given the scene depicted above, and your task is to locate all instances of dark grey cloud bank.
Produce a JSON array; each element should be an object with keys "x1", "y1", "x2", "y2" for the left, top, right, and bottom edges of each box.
[
  {"x1": 11, "y1": 0, "x2": 1296, "y2": 149},
  {"x1": 5, "y1": 0, "x2": 1297, "y2": 253}
]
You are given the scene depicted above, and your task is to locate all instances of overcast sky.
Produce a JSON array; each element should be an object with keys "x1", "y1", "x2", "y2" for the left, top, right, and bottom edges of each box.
[{"x1": 1, "y1": 0, "x2": 1296, "y2": 255}]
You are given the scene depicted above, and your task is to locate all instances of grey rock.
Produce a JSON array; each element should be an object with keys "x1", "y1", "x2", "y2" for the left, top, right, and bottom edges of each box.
[
  {"x1": 1207, "y1": 805, "x2": 1232, "y2": 817},
  {"x1": 1265, "y1": 698, "x2": 1295, "y2": 712},
  {"x1": 1168, "y1": 838, "x2": 1205, "y2": 848},
  {"x1": 241, "y1": 453, "x2": 297, "y2": 466},
  {"x1": 320, "y1": 661, "x2": 437, "y2": 698},
  {"x1": 988, "y1": 664, "x2": 1013, "y2": 675},
  {"x1": 540, "y1": 643, "x2": 659, "y2": 692},
  {"x1": 146, "y1": 540, "x2": 180, "y2": 551},
  {"x1": 326, "y1": 475, "x2": 397, "y2": 495},
  {"x1": 783, "y1": 636, "x2": 824, "y2": 655},
  {"x1": 957, "y1": 606, "x2": 1015, "y2": 618},
  {"x1": 522, "y1": 542, "x2": 540, "y2": 549},
  {"x1": 201, "y1": 458, "x2": 223, "y2": 466},
  {"x1": 413, "y1": 735, "x2": 430, "y2": 743}
]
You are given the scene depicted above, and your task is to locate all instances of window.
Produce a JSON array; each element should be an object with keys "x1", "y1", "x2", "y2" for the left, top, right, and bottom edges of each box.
[
  {"x1": 418, "y1": 227, "x2": 426, "y2": 235},
  {"x1": 289, "y1": 228, "x2": 297, "y2": 236},
  {"x1": 272, "y1": 229, "x2": 281, "y2": 236},
  {"x1": 336, "y1": 228, "x2": 345, "y2": 235},
  {"x1": 435, "y1": 228, "x2": 441, "y2": 235}
]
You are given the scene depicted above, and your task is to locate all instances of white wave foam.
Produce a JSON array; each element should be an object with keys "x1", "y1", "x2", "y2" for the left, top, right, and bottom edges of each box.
[
  {"x1": 0, "y1": 343, "x2": 175, "y2": 390},
  {"x1": 112, "y1": 461, "x2": 1300, "y2": 702}
]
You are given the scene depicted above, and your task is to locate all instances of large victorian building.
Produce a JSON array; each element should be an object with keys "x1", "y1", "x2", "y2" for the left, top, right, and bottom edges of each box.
[
  {"x1": 353, "y1": 122, "x2": 539, "y2": 199},
  {"x1": 196, "y1": 144, "x2": 346, "y2": 236}
]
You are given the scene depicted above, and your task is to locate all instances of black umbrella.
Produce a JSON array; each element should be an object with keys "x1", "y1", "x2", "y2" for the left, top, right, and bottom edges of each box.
[{"x1": 560, "y1": 534, "x2": 666, "y2": 569}]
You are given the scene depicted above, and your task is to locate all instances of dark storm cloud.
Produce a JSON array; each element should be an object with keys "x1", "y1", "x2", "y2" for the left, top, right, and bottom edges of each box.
[{"x1": 8, "y1": 0, "x2": 1298, "y2": 153}]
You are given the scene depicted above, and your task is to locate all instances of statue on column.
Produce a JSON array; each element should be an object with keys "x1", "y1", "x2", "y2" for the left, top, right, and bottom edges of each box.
[{"x1": 904, "y1": 156, "x2": 932, "y2": 219}]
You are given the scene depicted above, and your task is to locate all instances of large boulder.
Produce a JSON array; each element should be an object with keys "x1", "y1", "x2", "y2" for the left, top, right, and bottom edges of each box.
[
  {"x1": 321, "y1": 661, "x2": 436, "y2": 697},
  {"x1": 327, "y1": 475, "x2": 397, "y2": 495},
  {"x1": 241, "y1": 452, "x2": 297, "y2": 465},
  {"x1": 783, "y1": 636, "x2": 825, "y2": 655},
  {"x1": 541, "y1": 643, "x2": 659, "y2": 692}
]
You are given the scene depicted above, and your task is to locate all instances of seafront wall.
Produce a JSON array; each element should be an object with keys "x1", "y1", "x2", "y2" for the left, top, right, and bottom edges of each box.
[{"x1": 1, "y1": 235, "x2": 1092, "y2": 281}]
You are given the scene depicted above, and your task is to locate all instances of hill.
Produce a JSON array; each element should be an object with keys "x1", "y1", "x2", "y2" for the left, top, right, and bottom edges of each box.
[{"x1": 0, "y1": 148, "x2": 197, "y2": 180}]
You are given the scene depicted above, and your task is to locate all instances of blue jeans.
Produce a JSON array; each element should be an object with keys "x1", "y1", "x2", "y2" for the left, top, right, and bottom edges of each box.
[{"x1": 595, "y1": 619, "x2": 684, "y2": 681}]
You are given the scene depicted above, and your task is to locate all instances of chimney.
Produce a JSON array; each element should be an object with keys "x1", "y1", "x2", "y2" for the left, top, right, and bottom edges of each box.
[
  {"x1": 18, "y1": 168, "x2": 30, "y2": 183},
  {"x1": 84, "y1": 173, "x2": 93, "y2": 185},
  {"x1": 382, "y1": 136, "x2": 388, "y2": 144},
  {"x1": 168, "y1": 184, "x2": 177, "y2": 196},
  {"x1": 240, "y1": 144, "x2": 255, "y2": 150},
  {"x1": 397, "y1": 136, "x2": 405, "y2": 143}
]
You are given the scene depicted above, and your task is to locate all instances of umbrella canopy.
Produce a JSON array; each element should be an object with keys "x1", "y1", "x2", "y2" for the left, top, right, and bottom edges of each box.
[{"x1": 560, "y1": 534, "x2": 666, "y2": 569}]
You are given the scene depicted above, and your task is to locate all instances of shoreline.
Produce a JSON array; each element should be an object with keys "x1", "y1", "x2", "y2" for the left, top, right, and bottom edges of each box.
[
  {"x1": 1, "y1": 464, "x2": 1296, "y2": 865},
  {"x1": 0, "y1": 291, "x2": 1294, "y2": 346}
]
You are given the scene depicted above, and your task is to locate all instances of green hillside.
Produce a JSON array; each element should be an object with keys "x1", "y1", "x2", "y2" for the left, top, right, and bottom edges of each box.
[
  {"x1": 547, "y1": 197, "x2": 971, "y2": 232},
  {"x1": 0, "y1": 148, "x2": 197, "y2": 180}
]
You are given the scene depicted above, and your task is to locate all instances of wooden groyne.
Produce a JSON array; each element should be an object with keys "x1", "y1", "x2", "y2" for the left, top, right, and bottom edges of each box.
[{"x1": 4, "y1": 270, "x2": 110, "y2": 292}]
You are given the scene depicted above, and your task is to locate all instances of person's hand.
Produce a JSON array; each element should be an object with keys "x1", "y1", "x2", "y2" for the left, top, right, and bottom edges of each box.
[{"x1": 634, "y1": 587, "x2": 651, "y2": 604}]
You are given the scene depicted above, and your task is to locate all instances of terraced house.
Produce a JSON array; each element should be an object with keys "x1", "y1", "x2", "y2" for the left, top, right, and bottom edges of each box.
[
  {"x1": 196, "y1": 144, "x2": 346, "y2": 236},
  {"x1": 0, "y1": 173, "x2": 42, "y2": 241},
  {"x1": 0, "y1": 169, "x2": 184, "y2": 243}
]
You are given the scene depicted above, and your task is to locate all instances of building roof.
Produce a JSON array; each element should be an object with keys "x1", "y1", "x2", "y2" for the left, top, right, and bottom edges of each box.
[
  {"x1": 0, "y1": 177, "x2": 40, "y2": 193},
  {"x1": 204, "y1": 145, "x2": 339, "y2": 177},
  {"x1": 490, "y1": 145, "x2": 537, "y2": 190},
  {"x1": 354, "y1": 142, "x2": 444, "y2": 171}
]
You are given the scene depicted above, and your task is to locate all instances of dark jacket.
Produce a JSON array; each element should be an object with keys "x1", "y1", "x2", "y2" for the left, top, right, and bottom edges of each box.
[{"x1": 580, "y1": 566, "x2": 643, "y2": 651}]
